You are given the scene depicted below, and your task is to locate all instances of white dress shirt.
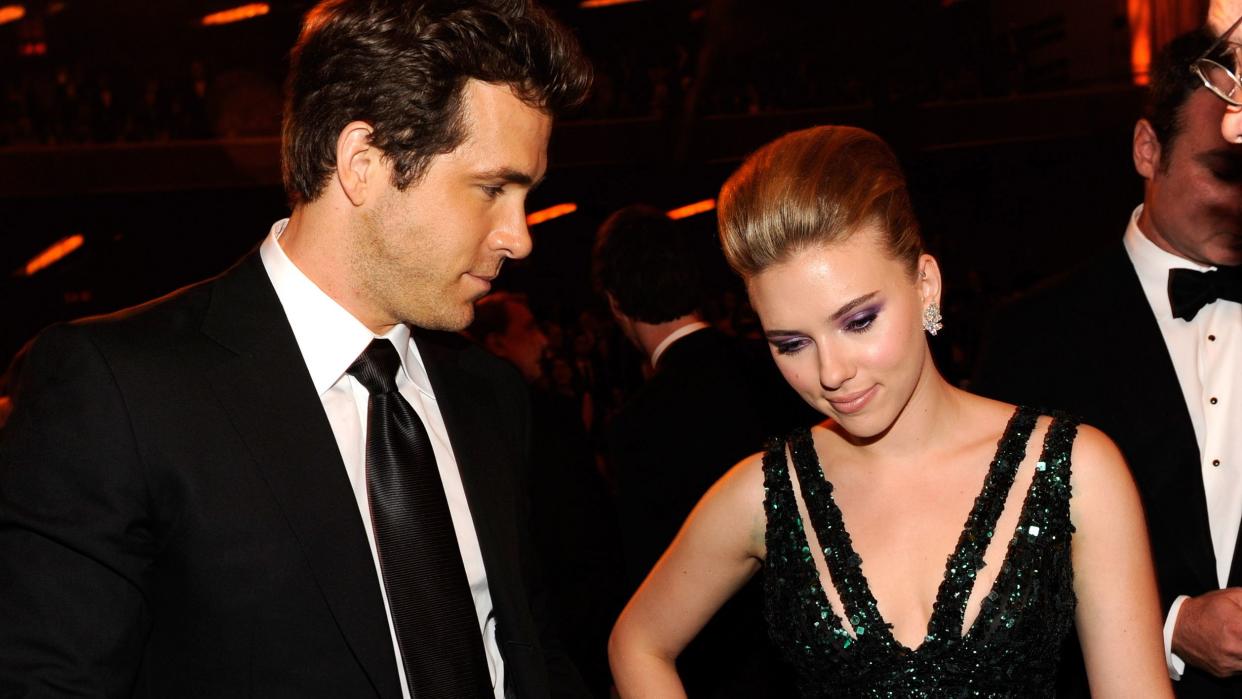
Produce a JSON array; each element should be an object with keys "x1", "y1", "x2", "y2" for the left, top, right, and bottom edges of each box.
[
  {"x1": 1123, "y1": 205, "x2": 1242, "y2": 680},
  {"x1": 650, "y1": 321, "x2": 710, "y2": 369},
  {"x1": 259, "y1": 220, "x2": 505, "y2": 698}
]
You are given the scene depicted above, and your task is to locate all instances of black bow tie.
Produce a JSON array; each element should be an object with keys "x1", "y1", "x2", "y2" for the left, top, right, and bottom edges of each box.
[{"x1": 1168, "y1": 266, "x2": 1242, "y2": 321}]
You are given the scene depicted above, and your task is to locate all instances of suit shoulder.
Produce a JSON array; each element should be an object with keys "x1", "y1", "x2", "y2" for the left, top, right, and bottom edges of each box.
[
  {"x1": 15, "y1": 272, "x2": 215, "y2": 364},
  {"x1": 995, "y1": 248, "x2": 1131, "y2": 322},
  {"x1": 417, "y1": 329, "x2": 527, "y2": 391},
  {"x1": 68, "y1": 273, "x2": 221, "y2": 348}
]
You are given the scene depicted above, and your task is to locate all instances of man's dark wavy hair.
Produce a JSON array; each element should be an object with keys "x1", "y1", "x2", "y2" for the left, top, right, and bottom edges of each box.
[
  {"x1": 593, "y1": 205, "x2": 706, "y2": 324},
  {"x1": 1144, "y1": 28, "x2": 1214, "y2": 162},
  {"x1": 282, "y1": 0, "x2": 592, "y2": 204}
]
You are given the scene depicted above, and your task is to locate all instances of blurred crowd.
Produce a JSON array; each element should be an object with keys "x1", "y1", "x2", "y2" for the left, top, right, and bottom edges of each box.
[{"x1": 0, "y1": 1, "x2": 1122, "y2": 147}]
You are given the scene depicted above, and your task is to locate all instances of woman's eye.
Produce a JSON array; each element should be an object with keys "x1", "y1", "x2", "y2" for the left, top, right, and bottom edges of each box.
[
  {"x1": 844, "y1": 313, "x2": 877, "y2": 333},
  {"x1": 773, "y1": 339, "x2": 808, "y2": 355}
]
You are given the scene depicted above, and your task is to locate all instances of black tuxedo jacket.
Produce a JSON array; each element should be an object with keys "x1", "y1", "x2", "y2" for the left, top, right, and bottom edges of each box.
[
  {"x1": 608, "y1": 328, "x2": 767, "y2": 585},
  {"x1": 0, "y1": 252, "x2": 583, "y2": 698},
  {"x1": 975, "y1": 244, "x2": 1242, "y2": 698}
]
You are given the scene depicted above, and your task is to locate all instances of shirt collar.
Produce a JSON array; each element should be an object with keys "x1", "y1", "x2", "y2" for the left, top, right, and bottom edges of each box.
[
  {"x1": 259, "y1": 219, "x2": 434, "y2": 398},
  {"x1": 1123, "y1": 204, "x2": 1217, "y2": 322},
  {"x1": 651, "y1": 321, "x2": 710, "y2": 369}
]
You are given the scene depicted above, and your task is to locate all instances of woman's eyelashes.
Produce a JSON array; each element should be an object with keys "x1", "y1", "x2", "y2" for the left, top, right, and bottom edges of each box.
[
  {"x1": 770, "y1": 306, "x2": 882, "y2": 354},
  {"x1": 773, "y1": 338, "x2": 810, "y2": 355},
  {"x1": 842, "y1": 308, "x2": 879, "y2": 334}
]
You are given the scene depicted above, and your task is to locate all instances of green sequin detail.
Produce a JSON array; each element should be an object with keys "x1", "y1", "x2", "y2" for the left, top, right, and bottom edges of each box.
[{"x1": 760, "y1": 407, "x2": 1079, "y2": 697}]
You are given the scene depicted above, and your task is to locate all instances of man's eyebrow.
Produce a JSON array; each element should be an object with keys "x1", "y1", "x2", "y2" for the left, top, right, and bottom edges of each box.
[{"x1": 474, "y1": 167, "x2": 543, "y2": 188}]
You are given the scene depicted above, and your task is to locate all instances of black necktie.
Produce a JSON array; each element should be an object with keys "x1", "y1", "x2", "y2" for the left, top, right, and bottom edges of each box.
[
  {"x1": 347, "y1": 339, "x2": 492, "y2": 698},
  {"x1": 1168, "y1": 266, "x2": 1242, "y2": 321}
]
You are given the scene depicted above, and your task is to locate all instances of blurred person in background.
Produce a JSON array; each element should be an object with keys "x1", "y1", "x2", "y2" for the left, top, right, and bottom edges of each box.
[
  {"x1": 469, "y1": 292, "x2": 625, "y2": 697},
  {"x1": 594, "y1": 204, "x2": 800, "y2": 697}
]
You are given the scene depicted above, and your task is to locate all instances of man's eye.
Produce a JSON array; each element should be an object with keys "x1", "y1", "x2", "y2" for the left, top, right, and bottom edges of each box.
[{"x1": 481, "y1": 184, "x2": 504, "y2": 198}]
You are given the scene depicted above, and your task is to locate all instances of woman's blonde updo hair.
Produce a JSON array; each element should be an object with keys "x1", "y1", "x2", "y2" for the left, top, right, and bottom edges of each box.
[{"x1": 717, "y1": 125, "x2": 923, "y2": 279}]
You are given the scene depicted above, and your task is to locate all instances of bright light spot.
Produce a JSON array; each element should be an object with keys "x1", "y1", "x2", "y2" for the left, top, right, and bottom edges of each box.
[
  {"x1": 1127, "y1": 0, "x2": 1152, "y2": 85},
  {"x1": 666, "y1": 199, "x2": 716, "y2": 220},
  {"x1": 0, "y1": 5, "x2": 25, "y2": 25},
  {"x1": 24, "y1": 234, "x2": 84, "y2": 277},
  {"x1": 202, "y1": 3, "x2": 270, "y2": 26},
  {"x1": 526, "y1": 203, "x2": 578, "y2": 226},
  {"x1": 579, "y1": 0, "x2": 644, "y2": 8}
]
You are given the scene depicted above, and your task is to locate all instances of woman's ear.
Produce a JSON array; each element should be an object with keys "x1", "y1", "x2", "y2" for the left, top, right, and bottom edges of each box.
[{"x1": 917, "y1": 254, "x2": 942, "y2": 307}]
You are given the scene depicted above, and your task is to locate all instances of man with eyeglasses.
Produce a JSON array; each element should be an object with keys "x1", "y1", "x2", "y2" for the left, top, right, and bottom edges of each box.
[
  {"x1": 1209, "y1": 0, "x2": 1242, "y2": 143},
  {"x1": 977, "y1": 21, "x2": 1242, "y2": 699}
]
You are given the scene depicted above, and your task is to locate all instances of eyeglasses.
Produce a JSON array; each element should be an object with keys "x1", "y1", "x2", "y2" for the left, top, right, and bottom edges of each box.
[{"x1": 1192, "y1": 14, "x2": 1242, "y2": 107}]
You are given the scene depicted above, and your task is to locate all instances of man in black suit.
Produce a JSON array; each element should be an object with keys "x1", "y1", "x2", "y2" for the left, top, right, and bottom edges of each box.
[
  {"x1": 594, "y1": 205, "x2": 805, "y2": 697},
  {"x1": 975, "y1": 30, "x2": 1242, "y2": 698},
  {"x1": 0, "y1": 1, "x2": 591, "y2": 697}
]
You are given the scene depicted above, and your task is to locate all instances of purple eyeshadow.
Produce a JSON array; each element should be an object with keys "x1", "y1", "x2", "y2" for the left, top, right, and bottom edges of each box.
[{"x1": 840, "y1": 303, "x2": 883, "y2": 328}]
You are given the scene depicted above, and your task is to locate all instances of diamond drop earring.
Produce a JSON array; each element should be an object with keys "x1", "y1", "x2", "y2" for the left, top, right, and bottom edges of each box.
[{"x1": 922, "y1": 303, "x2": 944, "y2": 336}]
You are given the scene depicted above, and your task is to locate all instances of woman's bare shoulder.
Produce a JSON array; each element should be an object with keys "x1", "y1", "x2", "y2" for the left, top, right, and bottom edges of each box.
[{"x1": 1065, "y1": 423, "x2": 1130, "y2": 492}]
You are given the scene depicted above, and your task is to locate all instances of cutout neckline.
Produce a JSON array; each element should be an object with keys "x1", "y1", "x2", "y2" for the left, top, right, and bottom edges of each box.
[{"x1": 787, "y1": 406, "x2": 1048, "y2": 654}]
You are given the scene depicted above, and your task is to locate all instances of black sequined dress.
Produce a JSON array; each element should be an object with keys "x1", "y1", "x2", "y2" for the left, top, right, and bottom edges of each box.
[{"x1": 762, "y1": 407, "x2": 1079, "y2": 697}]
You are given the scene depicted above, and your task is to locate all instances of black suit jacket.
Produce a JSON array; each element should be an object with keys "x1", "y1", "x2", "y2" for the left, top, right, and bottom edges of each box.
[
  {"x1": 0, "y1": 252, "x2": 583, "y2": 698},
  {"x1": 975, "y1": 244, "x2": 1242, "y2": 698},
  {"x1": 607, "y1": 328, "x2": 787, "y2": 588}
]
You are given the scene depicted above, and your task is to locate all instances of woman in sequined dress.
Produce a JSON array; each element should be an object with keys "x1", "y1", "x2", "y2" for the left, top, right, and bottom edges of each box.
[{"x1": 608, "y1": 126, "x2": 1173, "y2": 697}]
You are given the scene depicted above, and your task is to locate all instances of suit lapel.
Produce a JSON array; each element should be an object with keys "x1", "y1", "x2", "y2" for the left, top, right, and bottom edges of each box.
[
  {"x1": 201, "y1": 254, "x2": 401, "y2": 699},
  {"x1": 1095, "y1": 248, "x2": 1218, "y2": 588}
]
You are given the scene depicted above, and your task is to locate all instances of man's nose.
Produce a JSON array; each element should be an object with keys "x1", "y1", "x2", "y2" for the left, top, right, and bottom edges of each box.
[{"x1": 495, "y1": 207, "x2": 533, "y2": 260}]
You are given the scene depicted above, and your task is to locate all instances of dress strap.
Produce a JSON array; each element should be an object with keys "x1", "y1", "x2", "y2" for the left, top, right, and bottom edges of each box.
[
  {"x1": 965, "y1": 412, "x2": 1081, "y2": 640},
  {"x1": 785, "y1": 427, "x2": 892, "y2": 650},
  {"x1": 926, "y1": 406, "x2": 1039, "y2": 643},
  {"x1": 1020, "y1": 413, "x2": 1079, "y2": 542},
  {"x1": 761, "y1": 430, "x2": 853, "y2": 646}
]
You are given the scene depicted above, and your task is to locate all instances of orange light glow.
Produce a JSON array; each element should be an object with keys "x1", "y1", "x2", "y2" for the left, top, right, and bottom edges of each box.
[
  {"x1": 202, "y1": 3, "x2": 270, "y2": 26},
  {"x1": 0, "y1": 5, "x2": 25, "y2": 25},
  {"x1": 579, "y1": 0, "x2": 643, "y2": 8},
  {"x1": 526, "y1": 203, "x2": 578, "y2": 226},
  {"x1": 1128, "y1": 0, "x2": 1152, "y2": 86},
  {"x1": 24, "y1": 234, "x2": 84, "y2": 277},
  {"x1": 666, "y1": 199, "x2": 716, "y2": 220}
]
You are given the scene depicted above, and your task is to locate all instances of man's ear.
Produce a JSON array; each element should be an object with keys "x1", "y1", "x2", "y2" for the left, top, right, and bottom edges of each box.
[
  {"x1": 484, "y1": 333, "x2": 507, "y2": 357},
  {"x1": 336, "y1": 121, "x2": 381, "y2": 206},
  {"x1": 917, "y1": 254, "x2": 942, "y2": 308},
  {"x1": 606, "y1": 293, "x2": 625, "y2": 322},
  {"x1": 1133, "y1": 119, "x2": 1163, "y2": 180}
]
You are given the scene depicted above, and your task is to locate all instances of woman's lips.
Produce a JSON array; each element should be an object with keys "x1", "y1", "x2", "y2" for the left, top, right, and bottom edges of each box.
[{"x1": 829, "y1": 385, "x2": 878, "y2": 415}]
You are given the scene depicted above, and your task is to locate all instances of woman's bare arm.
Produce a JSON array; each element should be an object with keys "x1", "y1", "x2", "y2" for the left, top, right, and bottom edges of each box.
[
  {"x1": 608, "y1": 452, "x2": 768, "y2": 698},
  {"x1": 1070, "y1": 425, "x2": 1173, "y2": 698}
]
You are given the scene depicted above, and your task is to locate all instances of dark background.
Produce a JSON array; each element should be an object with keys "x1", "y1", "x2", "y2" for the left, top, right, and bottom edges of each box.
[{"x1": 0, "y1": 0, "x2": 1171, "y2": 380}]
